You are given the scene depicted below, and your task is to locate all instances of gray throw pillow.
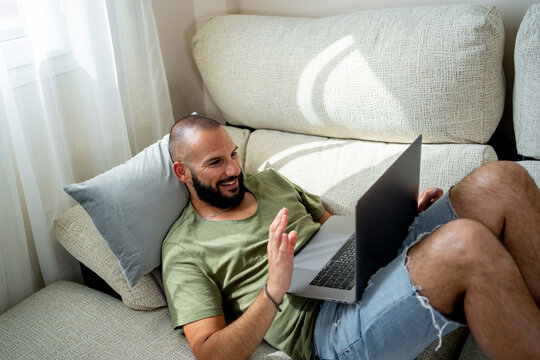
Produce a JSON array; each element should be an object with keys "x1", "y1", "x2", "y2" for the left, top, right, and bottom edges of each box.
[{"x1": 64, "y1": 134, "x2": 188, "y2": 287}]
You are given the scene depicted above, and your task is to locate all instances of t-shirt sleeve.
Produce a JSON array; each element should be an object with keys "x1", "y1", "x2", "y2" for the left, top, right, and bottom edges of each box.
[
  {"x1": 292, "y1": 182, "x2": 326, "y2": 221},
  {"x1": 268, "y1": 169, "x2": 325, "y2": 221},
  {"x1": 162, "y1": 242, "x2": 224, "y2": 328}
]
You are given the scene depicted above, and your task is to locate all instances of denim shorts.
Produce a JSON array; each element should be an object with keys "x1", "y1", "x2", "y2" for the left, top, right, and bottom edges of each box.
[{"x1": 313, "y1": 190, "x2": 466, "y2": 360}]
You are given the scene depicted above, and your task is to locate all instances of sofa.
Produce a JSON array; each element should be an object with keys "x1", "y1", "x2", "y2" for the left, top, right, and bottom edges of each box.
[{"x1": 1, "y1": 3, "x2": 539, "y2": 359}]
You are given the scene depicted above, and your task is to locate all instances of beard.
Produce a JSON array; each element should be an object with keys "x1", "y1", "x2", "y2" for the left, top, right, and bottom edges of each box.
[{"x1": 191, "y1": 170, "x2": 246, "y2": 209}]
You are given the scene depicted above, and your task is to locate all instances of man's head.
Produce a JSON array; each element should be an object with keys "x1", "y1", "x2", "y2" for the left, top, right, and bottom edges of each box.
[{"x1": 169, "y1": 114, "x2": 245, "y2": 210}]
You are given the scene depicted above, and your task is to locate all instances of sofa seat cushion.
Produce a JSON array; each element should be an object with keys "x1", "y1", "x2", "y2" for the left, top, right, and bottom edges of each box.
[
  {"x1": 0, "y1": 281, "x2": 469, "y2": 359},
  {"x1": 0, "y1": 281, "x2": 289, "y2": 359},
  {"x1": 0, "y1": 281, "x2": 193, "y2": 359},
  {"x1": 244, "y1": 130, "x2": 497, "y2": 215},
  {"x1": 457, "y1": 334, "x2": 489, "y2": 360}
]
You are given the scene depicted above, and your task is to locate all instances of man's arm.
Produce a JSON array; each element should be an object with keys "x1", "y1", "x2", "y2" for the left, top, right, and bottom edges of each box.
[
  {"x1": 183, "y1": 291, "x2": 280, "y2": 360},
  {"x1": 317, "y1": 210, "x2": 332, "y2": 225},
  {"x1": 183, "y1": 208, "x2": 297, "y2": 360}
]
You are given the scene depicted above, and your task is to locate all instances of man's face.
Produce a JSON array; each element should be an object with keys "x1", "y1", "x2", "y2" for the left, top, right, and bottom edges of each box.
[
  {"x1": 190, "y1": 168, "x2": 245, "y2": 209},
  {"x1": 183, "y1": 127, "x2": 246, "y2": 209}
]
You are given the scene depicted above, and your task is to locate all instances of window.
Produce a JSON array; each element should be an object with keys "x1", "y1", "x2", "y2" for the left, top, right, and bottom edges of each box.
[
  {"x1": 0, "y1": 0, "x2": 26, "y2": 42},
  {"x1": 0, "y1": 0, "x2": 80, "y2": 88}
]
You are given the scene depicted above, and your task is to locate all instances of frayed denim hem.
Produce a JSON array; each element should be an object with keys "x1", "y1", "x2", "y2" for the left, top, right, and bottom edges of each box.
[{"x1": 402, "y1": 225, "x2": 464, "y2": 352}]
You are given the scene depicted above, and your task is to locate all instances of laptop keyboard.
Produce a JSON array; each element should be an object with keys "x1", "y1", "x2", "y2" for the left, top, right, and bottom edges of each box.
[{"x1": 309, "y1": 235, "x2": 356, "y2": 290}]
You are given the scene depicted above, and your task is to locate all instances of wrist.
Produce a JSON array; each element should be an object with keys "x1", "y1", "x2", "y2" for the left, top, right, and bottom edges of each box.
[
  {"x1": 265, "y1": 281, "x2": 285, "y2": 303},
  {"x1": 262, "y1": 283, "x2": 283, "y2": 312}
]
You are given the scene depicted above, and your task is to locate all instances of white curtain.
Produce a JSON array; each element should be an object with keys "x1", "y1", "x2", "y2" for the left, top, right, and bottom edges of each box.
[{"x1": 0, "y1": 0, "x2": 174, "y2": 314}]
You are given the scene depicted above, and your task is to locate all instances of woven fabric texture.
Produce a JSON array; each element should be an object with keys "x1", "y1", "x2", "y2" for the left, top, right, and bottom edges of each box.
[
  {"x1": 457, "y1": 334, "x2": 490, "y2": 360},
  {"x1": 0, "y1": 281, "x2": 290, "y2": 359},
  {"x1": 193, "y1": 4, "x2": 504, "y2": 144},
  {"x1": 0, "y1": 281, "x2": 190, "y2": 359},
  {"x1": 514, "y1": 3, "x2": 540, "y2": 159},
  {"x1": 54, "y1": 205, "x2": 166, "y2": 310},
  {"x1": 416, "y1": 327, "x2": 470, "y2": 360},
  {"x1": 226, "y1": 125, "x2": 252, "y2": 167},
  {"x1": 0, "y1": 281, "x2": 469, "y2": 360},
  {"x1": 244, "y1": 130, "x2": 497, "y2": 215},
  {"x1": 518, "y1": 160, "x2": 540, "y2": 186}
]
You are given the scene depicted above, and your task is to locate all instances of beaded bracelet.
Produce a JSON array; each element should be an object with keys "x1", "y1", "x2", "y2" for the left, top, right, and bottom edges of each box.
[{"x1": 262, "y1": 283, "x2": 282, "y2": 312}]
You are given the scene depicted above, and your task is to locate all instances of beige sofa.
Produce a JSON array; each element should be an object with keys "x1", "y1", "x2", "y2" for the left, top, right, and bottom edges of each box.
[{"x1": 2, "y1": 3, "x2": 539, "y2": 359}]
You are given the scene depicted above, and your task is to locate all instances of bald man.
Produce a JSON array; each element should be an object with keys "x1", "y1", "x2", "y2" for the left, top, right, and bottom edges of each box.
[{"x1": 162, "y1": 114, "x2": 540, "y2": 360}]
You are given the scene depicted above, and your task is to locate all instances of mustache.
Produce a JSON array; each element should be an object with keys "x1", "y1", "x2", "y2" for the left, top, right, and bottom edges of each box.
[{"x1": 218, "y1": 175, "x2": 240, "y2": 184}]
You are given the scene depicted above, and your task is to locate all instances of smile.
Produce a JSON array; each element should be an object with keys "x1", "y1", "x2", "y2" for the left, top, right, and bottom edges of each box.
[{"x1": 218, "y1": 178, "x2": 238, "y2": 189}]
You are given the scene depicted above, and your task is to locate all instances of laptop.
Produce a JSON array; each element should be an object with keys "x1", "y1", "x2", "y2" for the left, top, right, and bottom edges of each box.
[{"x1": 287, "y1": 135, "x2": 422, "y2": 303}]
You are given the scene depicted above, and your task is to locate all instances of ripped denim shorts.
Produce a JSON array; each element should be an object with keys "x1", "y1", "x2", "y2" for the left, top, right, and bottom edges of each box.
[{"x1": 313, "y1": 190, "x2": 466, "y2": 360}]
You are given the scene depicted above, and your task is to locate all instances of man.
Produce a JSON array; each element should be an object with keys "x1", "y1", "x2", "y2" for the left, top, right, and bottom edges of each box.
[{"x1": 163, "y1": 114, "x2": 540, "y2": 360}]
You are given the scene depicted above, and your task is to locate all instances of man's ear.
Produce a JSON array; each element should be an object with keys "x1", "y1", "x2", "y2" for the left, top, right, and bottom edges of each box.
[{"x1": 173, "y1": 162, "x2": 191, "y2": 183}]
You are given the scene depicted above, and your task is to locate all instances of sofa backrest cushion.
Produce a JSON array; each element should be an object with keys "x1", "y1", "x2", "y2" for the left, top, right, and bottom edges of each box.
[
  {"x1": 244, "y1": 129, "x2": 498, "y2": 215},
  {"x1": 514, "y1": 3, "x2": 540, "y2": 159},
  {"x1": 193, "y1": 4, "x2": 505, "y2": 144}
]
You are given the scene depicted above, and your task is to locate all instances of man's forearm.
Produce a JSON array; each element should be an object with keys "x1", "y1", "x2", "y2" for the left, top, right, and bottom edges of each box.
[
  {"x1": 195, "y1": 289, "x2": 280, "y2": 360},
  {"x1": 187, "y1": 208, "x2": 296, "y2": 360}
]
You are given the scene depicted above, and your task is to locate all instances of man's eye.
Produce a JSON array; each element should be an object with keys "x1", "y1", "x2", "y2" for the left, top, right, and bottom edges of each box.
[{"x1": 231, "y1": 151, "x2": 238, "y2": 158}]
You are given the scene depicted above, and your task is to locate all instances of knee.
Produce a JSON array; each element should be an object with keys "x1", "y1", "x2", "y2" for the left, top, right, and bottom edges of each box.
[
  {"x1": 465, "y1": 161, "x2": 532, "y2": 192},
  {"x1": 407, "y1": 219, "x2": 519, "y2": 316},
  {"x1": 422, "y1": 219, "x2": 509, "y2": 275}
]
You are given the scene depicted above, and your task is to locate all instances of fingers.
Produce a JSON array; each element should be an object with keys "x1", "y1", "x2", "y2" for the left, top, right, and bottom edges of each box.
[
  {"x1": 268, "y1": 209, "x2": 299, "y2": 260},
  {"x1": 267, "y1": 212, "x2": 297, "y2": 298},
  {"x1": 433, "y1": 188, "x2": 443, "y2": 201},
  {"x1": 278, "y1": 231, "x2": 298, "y2": 257},
  {"x1": 427, "y1": 188, "x2": 443, "y2": 204},
  {"x1": 268, "y1": 208, "x2": 289, "y2": 252},
  {"x1": 288, "y1": 230, "x2": 298, "y2": 244},
  {"x1": 418, "y1": 188, "x2": 444, "y2": 213},
  {"x1": 276, "y1": 209, "x2": 288, "y2": 234},
  {"x1": 269, "y1": 208, "x2": 287, "y2": 233},
  {"x1": 287, "y1": 231, "x2": 298, "y2": 256}
]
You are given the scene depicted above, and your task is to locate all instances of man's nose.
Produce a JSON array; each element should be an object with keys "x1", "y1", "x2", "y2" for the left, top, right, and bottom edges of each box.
[{"x1": 225, "y1": 159, "x2": 241, "y2": 176}]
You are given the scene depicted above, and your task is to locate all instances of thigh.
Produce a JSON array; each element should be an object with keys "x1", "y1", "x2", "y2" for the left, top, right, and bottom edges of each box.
[
  {"x1": 313, "y1": 252, "x2": 464, "y2": 360},
  {"x1": 313, "y1": 191, "x2": 460, "y2": 360}
]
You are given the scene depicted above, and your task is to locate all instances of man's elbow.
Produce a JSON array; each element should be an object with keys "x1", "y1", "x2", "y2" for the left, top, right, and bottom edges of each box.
[{"x1": 317, "y1": 210, "x2": 332, "y2": 225}]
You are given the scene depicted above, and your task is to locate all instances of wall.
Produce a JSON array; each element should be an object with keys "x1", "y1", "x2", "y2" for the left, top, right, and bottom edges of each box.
[
  {"x1": 151, "y1": 0, "x2": 237, "y2": 121},
  {"x1": 152, "y1": 0, "x2": 538, "y2": 160}
]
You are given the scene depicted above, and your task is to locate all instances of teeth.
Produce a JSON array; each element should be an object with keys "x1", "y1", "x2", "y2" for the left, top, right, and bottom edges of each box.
[{"x1": 221, "y1": 180, "x2": 236, "y2": 186}]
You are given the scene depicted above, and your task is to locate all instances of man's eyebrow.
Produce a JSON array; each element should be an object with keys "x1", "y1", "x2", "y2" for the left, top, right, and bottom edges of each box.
[
  {"x1": 202, "y1": 146, "x2": 238, "y2": 165},
  {"x1": 203, "y1": 155, "x2": 222, "y2": 165}
]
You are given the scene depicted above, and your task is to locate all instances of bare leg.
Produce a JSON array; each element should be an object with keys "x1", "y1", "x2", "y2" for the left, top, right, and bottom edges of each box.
[
  {"x1": 449, "y1": 161, "x2": 540, "y2": 304},
  {"x1": 407, "y1": 219, "x2": 540, "y2": 360}
]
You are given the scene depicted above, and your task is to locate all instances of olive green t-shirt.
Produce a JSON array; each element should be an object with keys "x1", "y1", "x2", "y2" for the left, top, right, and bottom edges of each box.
[{"x1": 162, "y1": 169, "x2": 324, "y2": 360}]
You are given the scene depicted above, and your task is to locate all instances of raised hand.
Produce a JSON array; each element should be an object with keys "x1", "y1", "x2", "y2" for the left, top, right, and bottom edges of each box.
[{"x1": 266, "y1": 208, "x2": 298, "y2": 304}]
